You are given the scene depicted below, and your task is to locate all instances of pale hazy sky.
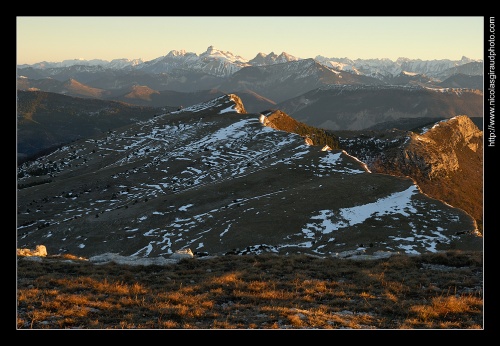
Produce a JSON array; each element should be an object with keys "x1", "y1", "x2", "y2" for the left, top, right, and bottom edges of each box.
[{"x1": 16, "y1": 16, "x2": 485, "y2": 65}]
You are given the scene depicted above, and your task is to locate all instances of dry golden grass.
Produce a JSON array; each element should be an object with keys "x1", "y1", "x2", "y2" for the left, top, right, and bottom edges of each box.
[{"x1": 17, "y1": 250, "x2": 483, "y2": 329}]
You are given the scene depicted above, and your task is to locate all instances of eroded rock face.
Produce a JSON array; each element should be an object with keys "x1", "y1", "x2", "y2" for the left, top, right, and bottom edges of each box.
[
  {"x1": 395, "y1": 116, "x2": 482, "y2": 180},
  {"x1": 340, "y1": 115, "x2": 483, "y2": 234},
  {"x1": 228, "y1": 94, "x2": 247, "y2": 114},
  {"x1": 395, "y1": 134, "x2": 460, "y2": 180},
  {"x1": 260, "y1": 109, "x2": 339, "y2": 148}
]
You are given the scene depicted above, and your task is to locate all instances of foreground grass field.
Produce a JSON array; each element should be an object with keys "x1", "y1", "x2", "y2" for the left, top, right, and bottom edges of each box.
[{"x1": 16, "y1": 250, "x2": 483, "y2": 329}]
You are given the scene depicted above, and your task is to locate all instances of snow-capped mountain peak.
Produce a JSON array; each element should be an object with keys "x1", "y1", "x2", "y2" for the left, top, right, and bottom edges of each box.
[
  {"x1": 200, "y1": 46, "x2": 249, "y2": 64},
  {"x1": 166, "y1": 49, "x2": 188, "y2": 57},
  {"x1": 248, "y1": 51, "x2": 299, "y2": 66}
]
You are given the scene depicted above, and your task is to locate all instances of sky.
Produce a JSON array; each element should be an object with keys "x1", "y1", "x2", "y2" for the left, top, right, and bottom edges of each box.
[{"x1": 16, "y1": 16, "x2": 485, "y2": 65}]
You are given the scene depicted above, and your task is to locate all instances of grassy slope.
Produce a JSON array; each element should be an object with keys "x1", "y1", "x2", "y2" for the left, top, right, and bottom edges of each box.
[{"x1": 17, "y1": 250, "x2": 483, "y2": 329}]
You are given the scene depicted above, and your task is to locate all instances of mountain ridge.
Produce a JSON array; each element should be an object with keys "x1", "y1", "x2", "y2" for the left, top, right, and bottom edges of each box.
[
  {"x1": 16, "y1": 90, "x2": 168, "y2": 163},
  {"x1": 17, "y1": 94, "x2": 482, "y2": 260},
  {"x1": 277, "y1": 85, "x2": 483, "y2": 131}
]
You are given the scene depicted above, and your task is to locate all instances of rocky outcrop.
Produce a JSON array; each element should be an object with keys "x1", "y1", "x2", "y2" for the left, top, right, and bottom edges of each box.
[
  {"x1": 342, "y1": 115, "x2": 483, "y2": 234},
  {"x1": 17, "y1": 246, "x2": 197, "y2": 265},
  {"x1": 260, "y1": 109, "x2": 339, "y2": 148},
  {"x1": 260, "y1": 109, "x2": 300, "y2": 132},
  {"x1": 378, "y1": 115, "x2": 482, "y2": 180},
  {"x1": 17, "y1": 245, "x2": 47, "y2": 257},
  {"x1": 89, "y1": 249, "x2": 195, "y2": 265},
  {"x1": 228, "y1": 94, "x2": 247, "y2": 114}
]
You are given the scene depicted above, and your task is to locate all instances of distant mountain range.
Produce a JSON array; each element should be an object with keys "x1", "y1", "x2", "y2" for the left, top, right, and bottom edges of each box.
[
  {"x1": 17, "y1": 46, "x2": 483, "y2": 106},
  {"x1": 18, "y1": 46, "x2": 482, "y2": 81},
  {"x1": 17, "y1": 94, "x2": 482, "y2": 259},
  {"x1": 276, "y1": 85, "x2": 483, "y2": 130}
]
